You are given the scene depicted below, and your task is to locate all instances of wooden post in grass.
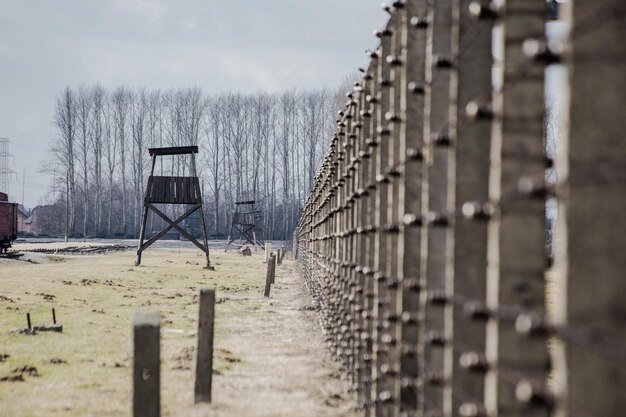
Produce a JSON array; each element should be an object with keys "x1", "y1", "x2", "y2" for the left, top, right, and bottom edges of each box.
[
  {"x1": 264, "y1": 242, "x2": 272, "y2": 263},
  {"x1": 133, "y1": 312, "x2": 160, "y2": 417},
  {"x1": 264, "y1": 253, "x2": 276, "y2": 297},
  {"x1": 277, "y1": 249, "x2": 283, "y2": 266},
  {"x1": 195, "y1": 287, "x2": 215, "y2": 403},
  {"x1": 270, "y1": 253, "x2": 277, "y2": 284}
]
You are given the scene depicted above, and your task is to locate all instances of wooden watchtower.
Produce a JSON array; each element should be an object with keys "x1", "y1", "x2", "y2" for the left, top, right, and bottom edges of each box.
[
  {"x1": 225, "y1": 200, "x2": 264, "y2": 251},
  {"x1": 135, "y1": 146, "x2": 213, "y2": 269}
]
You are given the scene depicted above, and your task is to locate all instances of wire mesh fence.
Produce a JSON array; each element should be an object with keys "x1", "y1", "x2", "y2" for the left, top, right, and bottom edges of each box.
[{"x1": 296, "y1": 1, "x2": 625, "y2": 416}]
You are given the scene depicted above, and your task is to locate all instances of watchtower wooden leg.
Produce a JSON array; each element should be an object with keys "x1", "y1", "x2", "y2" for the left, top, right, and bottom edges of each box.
[
  {"x1": 225, "y1": 221, "x2": 234, "y2": 252},
  {"x1": 198, "y1": 204, "x2": 213, "y2": 270},
  {"x1": 135, "y1": 203, "x2": 150, "y2": 266}
]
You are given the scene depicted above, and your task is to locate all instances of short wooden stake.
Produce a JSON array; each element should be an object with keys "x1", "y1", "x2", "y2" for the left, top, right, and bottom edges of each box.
[
  {"x1": 264, "y1": 242, "x2": 272, "y2": 263},
  {"x1": 194, "y1": 287, "x2": 215, "y2": 403},
  {"x1": 277, "y1": 249, "x2": 283, "y2": 266},
  {"x1": 264, "y1": 254, "x2": 276, "y2": 297},
  {"x1": 133, "y1": 312, "x2": 160, "y2": 417},
  {"x1": 270, "y1": 253, "x2": 276, "y2": 284},
  {"x1": 26, "y1": 313, "x2": 31, "y2": 330},
  {"x1": 52, "y1": 308, "x2": 56, "y2": 324}
]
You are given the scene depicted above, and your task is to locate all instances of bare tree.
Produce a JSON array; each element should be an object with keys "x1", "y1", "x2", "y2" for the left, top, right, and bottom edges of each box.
[
  {"x1": 202, "y1": 97, "x2": 227, "y2": 234},
  {"x1": 75, "y1": 85, "x2": 93, "y2": 237},
  {"x1": 90, "y1": 85, "x2": 106, "y2": 236},
  {"x1": 112, "y1": 87, "x2": 130, "y2": 236},
  {"x1": 129, "y1": 89, "x2": 148, "y2": 236},
  {"x1": 103, "y1": 95, "x2": 117, "y2": 236},
  {"x1": 51, "y1": 87, "x2": 77, "y2": 239}
]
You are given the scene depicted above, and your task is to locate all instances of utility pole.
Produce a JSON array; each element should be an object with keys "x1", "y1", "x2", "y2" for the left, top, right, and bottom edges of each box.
[
  {"x1": 65, "y1": 171, "x2": 69, "y2": 243},
  {"x1": 22, "y1": 168, "x2": 25, "y2": 206},
  {"x1": 0, "y1": 138, "x2": 14, "y2": 198},
  {"x1": 52, "y1": 169, "x2": 57, "y2": 201}
]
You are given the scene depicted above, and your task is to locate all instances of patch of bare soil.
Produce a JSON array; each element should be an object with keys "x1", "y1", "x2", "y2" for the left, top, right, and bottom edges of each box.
[
  {"x1": 0, "y1": 373, "x2": 24, "y2": 382},
  {"x1": 1, "y1": 365, "x2": 40, "y2": 382},
  {"x1": 36, "y1": 292, "x2": 56, "y2": 301},
  {"x1": 172, "y1": 346, "x2": 195, "y2": 371},
  {"x1": 0, "y1": 252, "x2": 50, "y2": 264},
  {"x1": 22, "y1": 244, "x2": 134, "y2": 255}
]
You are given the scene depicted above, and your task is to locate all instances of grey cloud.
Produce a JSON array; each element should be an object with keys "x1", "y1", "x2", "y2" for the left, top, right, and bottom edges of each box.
[{"x1": 0, "y1": 0, "x2": 386, "y2": 207}]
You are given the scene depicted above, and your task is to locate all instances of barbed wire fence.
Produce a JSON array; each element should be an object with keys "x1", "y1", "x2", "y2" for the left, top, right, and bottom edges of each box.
[{"x1": 296, "y1": 1, "x2": 625, "y2": 417}]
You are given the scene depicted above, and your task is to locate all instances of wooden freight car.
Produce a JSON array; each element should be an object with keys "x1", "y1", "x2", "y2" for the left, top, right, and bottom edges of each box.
[{"x1": 0, "y1": 192, "x2": 18, "y2": 253}]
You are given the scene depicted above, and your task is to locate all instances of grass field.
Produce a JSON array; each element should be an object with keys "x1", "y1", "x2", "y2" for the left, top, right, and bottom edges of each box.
[{"x1": 0, "y1": 246, "x2": 356, "y2": 417}]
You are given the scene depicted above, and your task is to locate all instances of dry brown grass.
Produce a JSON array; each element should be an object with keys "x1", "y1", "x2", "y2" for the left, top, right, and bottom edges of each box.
[{"x1": 0, "y1": 247, "x2": 356, "y2": 417}]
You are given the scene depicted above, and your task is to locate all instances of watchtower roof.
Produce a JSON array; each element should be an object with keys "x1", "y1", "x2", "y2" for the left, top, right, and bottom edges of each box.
[{"x1": 148, "y1": 146, "x2": 198, "y2": 156}]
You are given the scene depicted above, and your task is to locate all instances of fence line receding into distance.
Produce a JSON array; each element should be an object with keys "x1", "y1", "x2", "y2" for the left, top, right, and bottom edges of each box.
[{"x1": 296, "y1": 1, "x2": 626, "y2": 417}]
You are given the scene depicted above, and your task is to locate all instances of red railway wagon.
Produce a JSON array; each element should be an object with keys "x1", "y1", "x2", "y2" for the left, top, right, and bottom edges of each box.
[{"x1": 0, "y1": 192, "x2": 18, "y2": 253}]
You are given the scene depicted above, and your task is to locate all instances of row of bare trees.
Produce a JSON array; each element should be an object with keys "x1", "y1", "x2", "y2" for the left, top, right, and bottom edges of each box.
[{"x1": 46, "y1": 84, "x2": 345, "y2": 240}]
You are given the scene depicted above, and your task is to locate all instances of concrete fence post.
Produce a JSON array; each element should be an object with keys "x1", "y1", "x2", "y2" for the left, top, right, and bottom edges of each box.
[
  {"x1": 194, "y1": 286, "x2": 215, "y2": 403},
  {"x1": 551, "y1": 1, "x2": 626, "y2": 416},
  {"x1": 448, "y1": 1, "x2": 494, "y2": 415},
  {"x1": 270, "y1": 253, "x2": 276, "y2": 284},
  {"x1": 485, "y1": 2, "x2": 550, "y2": 416},
  {"x1": 264, "y1": 242, "x2": 272, "y2": 263},
  {"x1": 372, "y1": 16, "x2": 394, "y2": 416},
  {"x1": 133, "y1": 312, "x2": 160, "y2": 417},
  {"x1": 264, "y1": 253, "x2": 276, "y2": 297}
]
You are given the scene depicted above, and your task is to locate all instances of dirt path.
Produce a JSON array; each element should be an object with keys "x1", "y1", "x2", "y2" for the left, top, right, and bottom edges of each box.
[
  {"x1": 178, "y1": 259, "x2": 358, "y2": 417},
  {"x1": 0, "y1": 249, "x2": 358, "y2": 417}
]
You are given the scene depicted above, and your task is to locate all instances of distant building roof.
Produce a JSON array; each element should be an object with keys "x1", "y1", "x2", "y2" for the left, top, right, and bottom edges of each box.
[{"x1": 17, "y1": 204, "x2": 30, "y2": 218}]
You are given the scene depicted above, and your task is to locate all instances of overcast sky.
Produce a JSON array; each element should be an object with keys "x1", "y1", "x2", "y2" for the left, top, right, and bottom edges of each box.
[{"x1": 0, "y1": 0, "x2": 386, "y2": 208}]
